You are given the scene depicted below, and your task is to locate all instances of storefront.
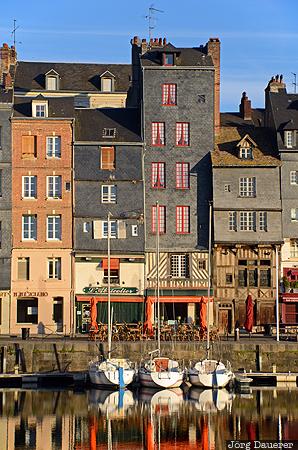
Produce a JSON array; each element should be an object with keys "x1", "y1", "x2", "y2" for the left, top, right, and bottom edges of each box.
[{"x1": 281, "y1": 294, "x2": 298, "y2": 324}]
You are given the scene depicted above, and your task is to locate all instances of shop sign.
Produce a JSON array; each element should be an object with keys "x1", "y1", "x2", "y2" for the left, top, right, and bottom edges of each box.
[
  {"x1": 13, "y1": 291, "x2": 48, "y2": 298},
  {"x1": 282, "y1": 295, "x2": 298, "y2": 303},
  {"x1": 0, "y1": 291, "x2": 10, "y2": 297},
  {"x1": 83, "y1": 286, "x2": 138, "y2": 295}
]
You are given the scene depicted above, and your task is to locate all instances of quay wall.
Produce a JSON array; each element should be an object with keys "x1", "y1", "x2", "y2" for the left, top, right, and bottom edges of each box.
[{"x1": 0, "y1": 340, "x2": 298, "y2": 373}]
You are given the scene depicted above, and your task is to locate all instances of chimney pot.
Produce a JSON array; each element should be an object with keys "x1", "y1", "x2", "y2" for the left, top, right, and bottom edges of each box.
[
  {"x1": 159, "y1": 38, "x2": 162, "y2": 45},
  {"x1": 150, "y1": 38, "x2": 153, "y2": 44},
  {"x1": 142, "y1": 38, "x2": 146, "y2": 43},
  {"x1": 239, "y1": 91, "x2": 252, "y2": 121},
  {"x1": 163, "y1": 38, "x2": 167, "y2": 45},
  {"x1": 3, "y1": 43, "x2": 8, "y2": 48}
]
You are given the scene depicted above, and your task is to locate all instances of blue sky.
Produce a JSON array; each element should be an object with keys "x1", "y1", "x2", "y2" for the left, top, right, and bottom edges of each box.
[{"x1": 1, "y1": 0, "x2": 297, "y2": 111}]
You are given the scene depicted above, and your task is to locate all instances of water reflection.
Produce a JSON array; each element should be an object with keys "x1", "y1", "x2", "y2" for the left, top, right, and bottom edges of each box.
[{"x1": 0, "y1": 387, "x2": 298, "y2": 449}]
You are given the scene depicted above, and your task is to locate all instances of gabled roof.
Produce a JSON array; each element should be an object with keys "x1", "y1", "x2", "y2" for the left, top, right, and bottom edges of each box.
[
  {"x1": 13, "y1": 95, "x2": 75, "y2": 118},
  {"x1": 45, "y1": 69, "x2": 60, "y2": 76},
  {"x1": 141, "y1": 45, "x2": 213, "y2": 67},
  {"x1": 268, "y1": 91, "x2": 298, "y2": 151},
  {"x1": 75, "y1": 108, "x2": 141, "y2": 143},
  {"x1": 100, "y1": 70, "x2": 115, "y2": 78},
  {"x1": 14, "y1": 61, "x2": 131, "y2": 93},
  {"x1": 236, "y1": 134, "x2": 257, "y2": 148}
]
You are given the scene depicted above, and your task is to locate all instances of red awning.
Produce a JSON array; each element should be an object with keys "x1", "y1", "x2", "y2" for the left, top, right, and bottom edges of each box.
[{"x1": 102, "y1": 258, "x2": 120, "y2": 269}]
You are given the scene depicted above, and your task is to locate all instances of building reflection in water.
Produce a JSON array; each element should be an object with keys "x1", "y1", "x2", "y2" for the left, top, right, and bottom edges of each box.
[{"x1": 0, "y1": 386, "x2": 297, "y2": 449}]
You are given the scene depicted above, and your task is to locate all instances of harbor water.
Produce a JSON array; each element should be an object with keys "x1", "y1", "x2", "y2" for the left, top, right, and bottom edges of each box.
[{"x1": 0, "y1": 386, "x2": 298, "y2": 449}]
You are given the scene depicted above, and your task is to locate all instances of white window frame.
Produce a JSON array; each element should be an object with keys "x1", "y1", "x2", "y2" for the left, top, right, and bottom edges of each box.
[
  {"x1": 101, "y1": 77, "x2": 113, "y2": 92},
  {"x1": 240, "y1": 211, "x2": 256, "y2": 231},
  {"x1": 47, "y1": 215, "x2": 61, "y2": 240},
  {"x1": 22, "y1": 215, "x2": 37, "y2": 240},
  {"x1": 83, "y1": 222, "x2": 91, "y2": 233},
  {"x1": 102, "y1": 220, "x2": 117, "y2": 239},
  {"x1": 22, "y1": 175, "x2": 37, "y2": 199},
  {"x1": 285, "y1": 131, "x2": 293, "y2": 148},
  {"x1": 47, "y1": 175, "x2": 62, "y2": 199},
  {"x1": 131, "y1": 224, "x2": 138, "y2": 236},
  {"x1": 170, "y1": 254, "x2": 189, "y2": 278},
  {"x1": 239, "y1": 147, "x2": 253, "y2": 159},
  {"x1": 46, "y1": 136, "x2": 61, "y2": 158},
  {"x1": 46, "y1": 75, "x2": 58, "y2": 91},
  {"x1": 290, "y1": 171, "x2": 298, "y2": 185},
  {"x1": 101, "y1": 185, "x2": 117, "y2": 204},
  {"x1": 48, "y1": 257, "x2": 61, "y2": 279},
  {"x1": 32, "y1": 101, "x2": 48, "y2": 118},
  {"x1": 239, "y1": 177, "x2": 256, "y2": 197},
  {"x1": 259, "y1": 211, "x2": 267, "y2": 231},
  {"x1": 291, "y1": 208, "x2": 298, "y2": 221},
  {"x1": 290, "y1": 240, "x2": 298, "y2": 258},
  {"x1": 229, "y1": 211, "x2": 237, "y2": 231}
]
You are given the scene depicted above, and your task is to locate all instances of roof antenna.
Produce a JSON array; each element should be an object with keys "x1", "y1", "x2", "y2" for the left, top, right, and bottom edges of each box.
[
  {"x1": 11, "y1": 19, "x2": 21, "y2": 49},
  {"x1": 292, "y1": 72, "x2": 297, "y2": 94},
  {"x1": 145, "y1": 4, "x2": 164, "y2": 42}
]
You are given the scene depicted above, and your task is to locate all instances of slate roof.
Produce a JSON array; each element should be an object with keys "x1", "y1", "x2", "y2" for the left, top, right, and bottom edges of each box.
[
  {"x1": 141, "y1": 43, "x2": 213, "y2": 67},
  {"x1": 269, "y1": 91, "x2": 298, "y2": 131},
  {"x1": 212, "y1": 112, "x2": 280, "y2": 167},
  {"x1": 0, "y1": 89, "x2": 13, "y2": 103},
  {"x1": 13, "y1": 96, "x2": 75, "y2": 118},
  {"x1": 14, "y1": 61, "x2": 131, "y2": 93},
  {"x1": 75, "y1": 108, "x2": 141, "y2": 143}
]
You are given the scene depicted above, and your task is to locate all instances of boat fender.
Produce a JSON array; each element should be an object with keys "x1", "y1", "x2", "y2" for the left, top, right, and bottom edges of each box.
[{"x1": 148, "y1": 361, "x2": 155, "y2": 371}]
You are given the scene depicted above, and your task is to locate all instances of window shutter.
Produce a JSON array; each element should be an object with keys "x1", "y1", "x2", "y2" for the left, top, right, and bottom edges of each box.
[
  {"x1": 294, "y1": 131, "x2": 297, "y2": 147},
  {"x1": 93, "y1": 220, "x2": 103, "y2": 239},
  {"x1": 18, "y1": 258, "x2": 29, "y2": 280},
  {"x1": 117, "y1": 220, "x2": 126, "y2": 239},
  {"x1": 101, "y1": 147, "x2": 115, "y2": 170},
  {"x1": 22, "y1": 136, "x2": 36, "y2": 158}
]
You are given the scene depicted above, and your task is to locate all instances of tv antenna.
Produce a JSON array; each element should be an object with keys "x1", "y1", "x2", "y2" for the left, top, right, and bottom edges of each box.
[
  {"x1": 292, "y1": 72, "x2": 297, "y2": 94},
  {"x1": 11, "y1": 19, "x2": 21, "y2": 49},
  {"x1": 145, "y1": 4, "x2": 164, "y2": 41}
]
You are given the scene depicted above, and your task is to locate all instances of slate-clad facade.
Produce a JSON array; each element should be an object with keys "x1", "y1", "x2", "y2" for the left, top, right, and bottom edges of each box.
[
  {"x1": 74, "y1": 108, "x2": 145, "y2": 331},
  {"x1": 131, "y1": 36, "x2": 218, "y2": 324},
  {"x1": 212, "y1": 94, "x2": 282, "y2": 331},
  {"x1": 265, "y1": 76, "x2": 298, "y2": 324}
]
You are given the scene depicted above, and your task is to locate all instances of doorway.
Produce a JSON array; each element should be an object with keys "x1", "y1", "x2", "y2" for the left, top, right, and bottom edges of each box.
[
  {"x1": 218, "y1": 306, "x2": 232, "y2": 334},
  {"x1": 53, "y1": 297, "x2": 63, "y2": 333}
]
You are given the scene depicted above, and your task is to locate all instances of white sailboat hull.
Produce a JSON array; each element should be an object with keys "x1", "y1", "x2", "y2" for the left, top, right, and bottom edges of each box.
[
  {"x1": 139, "y1": 368, "x2": 184, "y2": 389},
  {"x1": 89, "y1": 360, "x2": 135, "y2": 388},
  {"x1": 188, "y1": 360, "x2": 233, "y2": 389}
]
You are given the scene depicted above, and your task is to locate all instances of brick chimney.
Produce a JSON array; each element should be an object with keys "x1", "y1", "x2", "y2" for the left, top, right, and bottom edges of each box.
[
  {"x1": 265, "y1": 74, "x2": 286, "y2": 93},
  {"x1": 206, "y1": 38, "x2": 220, "y2": 136},
  {"x1": 0, "y1": 42, "x2": 17, "y2": 88},
  {"x1": 239, "y1": 92, "x2": 252, "y2": 120}
]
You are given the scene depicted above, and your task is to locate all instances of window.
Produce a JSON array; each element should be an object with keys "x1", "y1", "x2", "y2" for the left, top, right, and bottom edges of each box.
[
  {"x1": 22, "y1": 176, "x2": 37, "y2": 199},
  {"x1": 102, "y1": 128, "x2": 116, "y2": 138},
  {"x1": 198, "y1": 94, "x2": 206, "y2": 103},
  {"x1": 0, "y1": 169, "x2": 2, "y2": 196},
  {"x1": 32, "y1": 101, "x2": 48, "y2": 118},
  {"x1": 176, "y1": 123, "x2": 190, "y2": 146},
  {"x1": 290, "y1": 240, "x2": 298, "y2": 258},
  {"x1": 47, "y1": 215, "x2": 61, "y2": 240},
  {"x1": 22, "y1": 135, "x2": 37, "y2": 158},
  {"x1": 101, "y1": 78, "x2": 113, "y2": 92},
  {"x1": 291, "y1": 208, "x2": 298, "y2": 221},
  {"x1": 176, "y1": 163, "x2": 190, "y2": 189},
  {"x1": 151, "y1": 162, "x2": 165, "y2": 188},
  {"x1": 48, "y1": 257, "x2": 61, "y2": 279},
  {"x1": 103, "y1": 269, "x2": 119, "y2": 284},
  {"x1": 17, "y1": 258, "x2": 30, "y2": 280},
  {"x1": 17, "y1": 299, "x2": 38, "y2": 324},
  {"x1": 47, "y1": 176, "x2": 62, "y2": 199},
  {"x1": 239, "y1": 177, "x2": 256, "y2": 197},
  {"x1": 226, "y1": 274, "x2": 233, "y2": 284},
  {"x1": 46, "y1": 136, "x2": 61, "y2": 158},
  {"x1": 46, "y1": 76, "x2": 58, "y2": 90},
  {"x1": 65, "y1": 182, "x2": 71, "y2": 192},
  {"x1": 22, "y1": 215, "x2": 37, "y2": 240},
  {"x1": 239, "y1": 211, "x2": 256, "y2": 231},
  {"x1": 102, "y1": 220, "x2": 117, "y2": 238},
  {"x1": 101, "y1": 147, "x2": 115, "y2": 170},
  {"x1": 285, "y1": 131, "x2": 296, "y2": 148},
  {"x1": 176, "y1": 206, "x2": 190, "y2": 234},
  {"x1": 260, "y1": 268, "x2": 271, "y2": 287},
  {"x1": 162, "y1": 84, "x2": 176, "y2": 106},
  {"x1": 224, "y1": 184, "x2": 231, "y2": 193},
  {"x1": 290, "y1": 171, "x2": 298, "y2": 185},
  {"x1": 170, "y1": 254, "x2": 189, "y2": 278},
  {"x1": 152, "y1": 122, "x2": 165, "y2": 146},
  {"x1": 152, "y1": 205, "x2": 166, "y2": 234},
  {"x1": 163, "y1": 53, "x2": 174, "y2": 66},
  {"x1": 259, "y1": 212, "x2": 267, "y2": 231},
  {"x1": 198, "y1": 260, "x2": 206, "y2": 270},
  {"x1": 239, "y1": 147, "x2": 253, "y2": 159},
  {"x1": 83, "y1": 222, "x2": 91, "y2": 233},
  {"x1": 131, "y1": 224, "x2": 138, "y2": 236},
  {"x1": 229, "y1": 211, "x2": 237, "y2": 231},
  {"x1": 101, "y1": 185, "x2": 117, "y2": 203}
]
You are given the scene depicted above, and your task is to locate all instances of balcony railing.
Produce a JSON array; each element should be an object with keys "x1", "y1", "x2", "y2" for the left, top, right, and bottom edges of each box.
[{"x1": 146, "y1": 277, "x2": 208, "y2": 289}]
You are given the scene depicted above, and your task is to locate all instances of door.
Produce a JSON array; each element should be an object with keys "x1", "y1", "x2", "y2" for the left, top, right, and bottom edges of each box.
[
  {"x1": 218, "y1": 309, "x2": 232, "y2": 334},
  {"x1": 53, "y1": 297, "x2": 63, "y2": 332}
]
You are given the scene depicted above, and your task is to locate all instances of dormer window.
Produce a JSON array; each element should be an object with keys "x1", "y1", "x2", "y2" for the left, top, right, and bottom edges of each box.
[
  {"x1": 45, "y1": 70, "x2": 60, "y2": 91},
  {"x1": 100, "y1": 71, "x2": 115, "y2": 92},
  {"x1": 285, "y1": 130, "x2": 296, "y2": 148},
  {"x1": 102, "y1": 128, "x2": 116, "y2": 138},
  {"x1": 163, "y1": 53, "x2": 174, "y2": 66},
  {"x1": 239, "y1": 147, "x2": 253, "y2": 160},
  {"x1": 32, "y1": 99, "x2": 48, "y2": 118}
]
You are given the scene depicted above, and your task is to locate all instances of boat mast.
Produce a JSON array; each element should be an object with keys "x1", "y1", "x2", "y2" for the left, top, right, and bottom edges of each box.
[
  {"x1": 107, "y1": 212, "x2": 112, "y2": 358},
  {"x1": 206, "y1": 201, "x2": 212, "y2": 359},
  {"x1": 156, "y1": 201, "x2": 160, "y2": 354}
]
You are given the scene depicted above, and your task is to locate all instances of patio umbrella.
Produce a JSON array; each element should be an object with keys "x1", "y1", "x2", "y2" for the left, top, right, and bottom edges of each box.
[
  {"x1": 199, "y1": 297, "x2": 208, "y2": 330},
  {"x1": 89, "y1": 297, "x2": 98, "y2": 332},
  {"x1": 144, "y1": 297, "x2": 154, "y2": 335},
  {"x1": 244, "y1": 294, "x2": 254, "y2": 332}
]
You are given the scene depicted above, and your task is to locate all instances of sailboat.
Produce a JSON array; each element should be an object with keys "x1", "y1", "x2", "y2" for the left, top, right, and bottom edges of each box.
[
  {"x1": 188, "y1": 202, "x2": 233, "y2": 389},
  {"x1": 138, "y1": 202, "x2": 184, "y2": 389},
  {"x1": 89, "y1": 213, "x2": 136, "y2": 388}
]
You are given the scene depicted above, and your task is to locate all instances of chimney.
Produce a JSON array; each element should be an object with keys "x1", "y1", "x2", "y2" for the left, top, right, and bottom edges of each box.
[
  {"x1": 265, "y1": 74, "x2": 286, "y2": 93},
  {"x1": 239, "y1": 92, "x2": 252, "y2": 120},
  {"x1": 0, "y1": 43, "x2": 17, "y2": 88},
  {"x1": 206, "y1": 37, "x2": 220, "y2": 136}
]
